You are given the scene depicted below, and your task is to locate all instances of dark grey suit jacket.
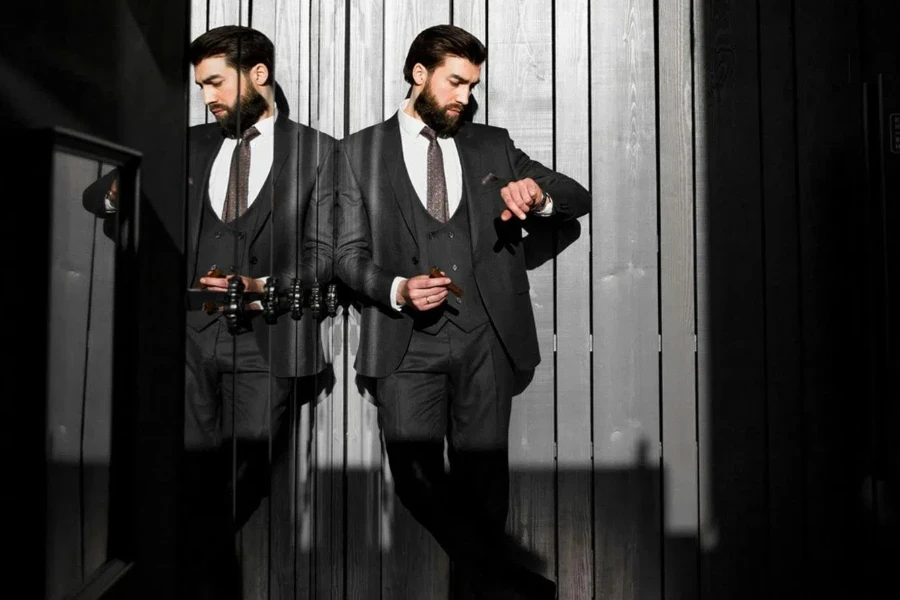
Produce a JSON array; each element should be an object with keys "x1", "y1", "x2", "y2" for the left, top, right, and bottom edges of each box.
[{"x1": 335, "y1": 114, "x2": 591, "y2": 379}]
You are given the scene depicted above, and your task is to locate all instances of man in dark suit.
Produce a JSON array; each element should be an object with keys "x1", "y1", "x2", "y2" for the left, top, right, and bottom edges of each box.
[
  {"x1": 335, "y1": 24, "x2": 590, "y2": 600},
  {"x1": 85, "y1": 25, "x2": 334, "y2": 598}
]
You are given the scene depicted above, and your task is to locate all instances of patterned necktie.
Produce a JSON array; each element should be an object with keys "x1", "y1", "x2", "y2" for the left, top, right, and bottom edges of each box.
[
  {"x1": 420, "y1": 125, "x2": 449, "y2": 223},
  {"x1": 222, "y1": 125, "x2": 261, "y2": 223}
]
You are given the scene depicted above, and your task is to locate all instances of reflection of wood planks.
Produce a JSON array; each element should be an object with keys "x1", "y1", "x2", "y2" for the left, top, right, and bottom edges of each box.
[
  {"x1": 489, "y1": 0, "x2": 557, "y2": 585},
  {"x1": 590, "y1": 0, "x2": 661, "y2": 599},
  {"x1": 553, "y1": 1, "x2": 592, "y2": 598},
  {"x1": 452, "y1": 1, "x2": 486, "y2": 125}
]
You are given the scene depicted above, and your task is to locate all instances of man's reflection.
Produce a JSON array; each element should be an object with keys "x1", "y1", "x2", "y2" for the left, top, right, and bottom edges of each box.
[{"x1": 85, "y1": 24, "x2": 334, "y2": 598}]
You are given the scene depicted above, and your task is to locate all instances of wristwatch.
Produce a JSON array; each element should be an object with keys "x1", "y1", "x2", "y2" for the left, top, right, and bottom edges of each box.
[{"x1": 532, "y1": 190, "x2": 551, "y2": 214}]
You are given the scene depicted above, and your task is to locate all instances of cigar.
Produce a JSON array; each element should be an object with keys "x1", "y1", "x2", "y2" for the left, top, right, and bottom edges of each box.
[
  {"x1": 198, "y1": 266, "x2": 225, "y2": 312},
  {"x1": 429, "y1": 266, "x2": 463, "y2": 297}
]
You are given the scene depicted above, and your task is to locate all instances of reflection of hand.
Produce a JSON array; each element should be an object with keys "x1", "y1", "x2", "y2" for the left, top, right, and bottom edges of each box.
[
  {"x1": 500, "y1": 177, "x2": 542, "y2": 221},
  {"x1": 199, "y1": 274, "x2": 265, "y2": 294},
  {"x1": 106, "y1": 178, "x2": 119, "y2": 210},
  {"x1": 397, "y1": 273, "x2": 452, "y2": 311}
]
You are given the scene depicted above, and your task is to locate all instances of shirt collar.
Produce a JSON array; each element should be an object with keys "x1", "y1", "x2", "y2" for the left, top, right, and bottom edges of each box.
[
  {"x1": 251, "y1": 107, "x2": 277, "y2": 139},
  {"x1": 398, "y1": 99, "x2": 427, "y2": 139}
]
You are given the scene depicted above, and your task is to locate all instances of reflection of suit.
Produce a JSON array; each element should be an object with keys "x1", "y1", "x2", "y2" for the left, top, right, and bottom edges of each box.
[
  {"x1": 336, "y1": 113, "x2": 589, "y2": 598},
  {"x1": 186, "y1": 113, "x2": 334, "y2": 380}
]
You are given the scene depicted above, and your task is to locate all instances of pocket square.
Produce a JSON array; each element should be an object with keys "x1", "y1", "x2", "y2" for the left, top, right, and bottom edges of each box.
[{"x1": 481, "y1": 172, "x2": 499, "y2": 185}]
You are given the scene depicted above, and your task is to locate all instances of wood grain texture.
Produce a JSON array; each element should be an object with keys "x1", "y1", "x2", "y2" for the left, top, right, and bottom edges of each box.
[
  {"x1": 488, "y1": 0, "x2": 557, "y2": 585},
  {"x1": 694, "y1": 1, "x2": 767, "y2": 597},
  {"x1": 189, "y1": 0, "x2": 208, "y2": 126},
  {"x1": 658, "y1": 0, "x2": 698, "y2": 598},
  {"x1": 590, "y1": 0, "x2": 661, "y2": 598},
  {"x1": 553, "y1": 0, "x2": 592, "y2": 598},
  {"x1": 452, "y1": 0, "x2": 486, "y2": 124},
  {"x1": 382, "y1": 0, "x2": 450, "y2": 119},
  {"x1": 208, "y1": 0, "x2": 243, "y2": 29}
]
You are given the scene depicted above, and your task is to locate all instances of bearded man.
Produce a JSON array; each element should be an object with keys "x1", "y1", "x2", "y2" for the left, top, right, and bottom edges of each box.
[{"x1": 335, "y1": 24, "x2": 590, "y2": 600}]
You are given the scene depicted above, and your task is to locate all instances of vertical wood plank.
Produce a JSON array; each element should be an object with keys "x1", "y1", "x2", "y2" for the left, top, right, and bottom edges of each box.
[
  {"x1": 189, "y1": 0, "x2": 208, "y2": 126},
  {"x1": 658, "y1": 0, "x2": 699, "y2": 598},
  {"x1": 383, "y1": 0, "x2": 451, "y2": 120},
  {"x1": 757, "y1": 2, "x2": 803, "y2": 598},
  {"x1": 488, "y1": 0, "x2": 557, "y2": 585},
  {"x1": 380, "y1": 3, "x2": 452, "y2": 599},
  {"x1": 793, "y1": 2, "x2": 865, "y2": 596},
  {"x1": 310, "y1": 2, "x2": 346, "y2": 598},
  {"x1": 346, "y1": 3, "x2": 384, "y2": 599},
  {"x1": 553, "y1": 0, "x2": 593, "y2": 598},
  {"x1": 452, "y1": 0, "x2": 487, "y2": 124},
  {"x1": 208, "y1": 0, "x2": 244, "y2": 29},
  {"x1": 694, "y1": 0, "x2": 767, "y2": 597},
  {"x1": 590, "y1": 1, "x2": 661, "y2": 598}
]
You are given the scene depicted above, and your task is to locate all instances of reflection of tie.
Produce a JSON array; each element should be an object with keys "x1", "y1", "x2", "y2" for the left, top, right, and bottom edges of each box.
[
  {"x1": 420, "y1": 125, "x2": 448, "y2": 223},
  {"x1": 222, "y1": 126, "x2": 261, "y2": 223}
]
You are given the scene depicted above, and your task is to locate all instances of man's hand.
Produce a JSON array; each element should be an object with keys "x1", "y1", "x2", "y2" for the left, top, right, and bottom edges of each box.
[
  {"x1": 500, "y1": 177, "x2": 542, "y2": 221},
  {"x1": 397, "y1": 273, "x2": 452, "y2": 311},
  {"x1": 199, "y1": 274, "x2": 265, "y2": 294}
]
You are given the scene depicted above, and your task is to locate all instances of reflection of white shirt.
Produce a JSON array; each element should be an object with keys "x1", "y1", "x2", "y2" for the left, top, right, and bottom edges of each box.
[
  {"x1": 397, "y1": 99, "x2": 464, "y2": 216},
  {"x1": 208, "y1": 110, "x2": 277, "y2": 219}
]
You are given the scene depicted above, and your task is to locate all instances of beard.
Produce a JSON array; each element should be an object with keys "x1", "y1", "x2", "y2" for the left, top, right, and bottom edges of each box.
[
  {"x1": 210, "y1": 85, "x2": 269, "y2": 138},
  {"x1": 413, "y1": 82, "x2": 465, "y2": 138}
]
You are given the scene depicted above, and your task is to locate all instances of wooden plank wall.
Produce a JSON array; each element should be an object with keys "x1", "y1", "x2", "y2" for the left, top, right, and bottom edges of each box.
[{"x1": 185, "y1": 0, "x2": 880, "y2": 598}]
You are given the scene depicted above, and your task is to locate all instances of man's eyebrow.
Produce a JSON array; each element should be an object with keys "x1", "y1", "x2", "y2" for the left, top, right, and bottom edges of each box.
[{"x1": 200, "y1": 74, "x2": 224, "y2": 84}]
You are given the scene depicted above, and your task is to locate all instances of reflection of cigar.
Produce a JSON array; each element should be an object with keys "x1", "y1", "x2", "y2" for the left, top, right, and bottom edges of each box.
[
  {"x1": 430, "y1": 266, "x2": 463, "y2": 297},
  {"x1": 198, "y1": 266, "x2": 225, "y2": 312}
]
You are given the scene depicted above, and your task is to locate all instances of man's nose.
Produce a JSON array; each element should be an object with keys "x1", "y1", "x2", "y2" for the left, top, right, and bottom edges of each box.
[{"x1": 203, "y1": 88, "x2": 217, "y2": 105}]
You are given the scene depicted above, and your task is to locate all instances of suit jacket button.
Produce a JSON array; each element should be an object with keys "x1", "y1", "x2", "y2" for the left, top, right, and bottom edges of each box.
[
  {"x1": 238, "y1": 232, "x2": 246, "y2": 240},
  {"x1": 412, "y1": 256, "x2": 419, "y2": 265},
  {"x1": 214, "y1": 231, "x2": 222, "y2": 239},
  {"x1": 249, "y1": 256, "x2": 258, "y2": 265},
  {"x1": 448, "y1": 231, "x2": 455, "y2": 239}
]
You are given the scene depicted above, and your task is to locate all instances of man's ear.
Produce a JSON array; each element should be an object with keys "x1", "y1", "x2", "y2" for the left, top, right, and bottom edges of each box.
[
  {"x1": 413, "y1": 63, "x2": 428, "y2": 86},
  {"x1": 250, "y1": 63, "x2": 270, "y2": 86}
]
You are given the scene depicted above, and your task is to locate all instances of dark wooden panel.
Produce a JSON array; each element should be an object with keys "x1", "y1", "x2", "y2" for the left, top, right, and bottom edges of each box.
[
  {"x1": 793, "y1": 1, "x2": 866, "y2": 596},
  {"x1": 553, "y1": 0, "x2": 593, "y2": 598},
  {"x1": 45, "y1": 152, "x2": 101, "y2": 599},
  {"x1": 81, "y1": 161, "x2": 118, "y2": 578},
  {"x1": 489, "y1": 0, "x2": 557, "y2": 586},
  {"x1": 381, "y1": 2, "x2": 452, "y2": 599},
  {"x1": 694, "y1": 0, "x2": 767, "y2": 597},
  {"x1": 590, "y1": 0, "x2": 661, "y2": 597},
  {"x1": 757, "y1": 2, "x2": 804, "y2": 597},
  {"x1": 658, "y1": 0, "x2": 699, "y2": 597}
]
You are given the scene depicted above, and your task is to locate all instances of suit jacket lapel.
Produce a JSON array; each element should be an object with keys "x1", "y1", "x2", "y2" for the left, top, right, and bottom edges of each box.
[
  {"x1": 188, "y1": 126, "x2": 223, "y2": 284},
  {"x1": 454, "y1": 124, "x2": 486, "y2": 254},
  {"x1": 380, "y1": 114, "x2": 420, "y2": 248}
]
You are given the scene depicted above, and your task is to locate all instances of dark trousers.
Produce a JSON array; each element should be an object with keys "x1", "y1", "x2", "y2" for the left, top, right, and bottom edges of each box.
[
  {"x1": 377, "y1": 320, "x2": 554, "y2": 599},
  {"x1": 181, "y1": 318, "x2": 293, "y2": 599}
]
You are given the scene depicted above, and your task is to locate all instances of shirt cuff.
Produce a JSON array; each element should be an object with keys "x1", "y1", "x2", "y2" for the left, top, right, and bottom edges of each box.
[
  {"x1": 390, "y1": 276, "x2": 407, "y2": 311},
  {"x1": 533, "y1": 194, "x2": 554, "y2": 217}
]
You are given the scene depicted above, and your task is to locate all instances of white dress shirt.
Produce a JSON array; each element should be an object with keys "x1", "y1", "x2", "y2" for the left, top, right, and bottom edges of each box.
[{"x1": 208, "y1": 110, "x2": 277, "y2": 218}]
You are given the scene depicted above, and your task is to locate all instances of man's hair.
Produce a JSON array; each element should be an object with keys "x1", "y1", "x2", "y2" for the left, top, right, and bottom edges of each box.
[
  {"x1": 403, "y1": 25, "x2": 486, "y2": 85},
  {"x1": 189, "y1": 25, "x2": 275, "y2": 85}
]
